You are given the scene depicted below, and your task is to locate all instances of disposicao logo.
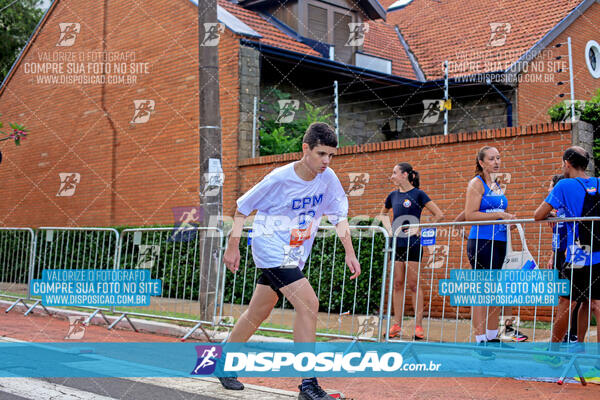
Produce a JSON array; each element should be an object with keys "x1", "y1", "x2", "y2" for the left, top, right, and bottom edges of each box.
[
  {"x1": 191, "y1": 345, "x2": 222, "y2": 375},
  {"x1": 223, "y1": 351, "x2": 404, "y2": 373}
]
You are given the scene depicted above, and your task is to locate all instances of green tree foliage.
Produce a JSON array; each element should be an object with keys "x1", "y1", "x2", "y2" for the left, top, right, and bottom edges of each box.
[
  {"x1": 11, "y1": 223, "x2": 389, "y2": 319},
  {"x1": 0, "y1": 0, "x2": 44, "y2": 83},
  {"x1": 222, "y1": 221, "x2": 388, "y2": 316},
  {"x1": 259, "y1": 87, "x2": 333, "y2": 156},
  {"x1": 548, "y1": 89, "x2": 600, "y2": 171}
]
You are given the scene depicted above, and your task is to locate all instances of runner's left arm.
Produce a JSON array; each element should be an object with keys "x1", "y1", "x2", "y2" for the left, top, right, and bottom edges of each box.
[
  {"x1": 325, "y1": 172, "x2": 360, "y2": 279},
  {"x1": 335, "y1": 218, "x2": 361, "y2": 280}
]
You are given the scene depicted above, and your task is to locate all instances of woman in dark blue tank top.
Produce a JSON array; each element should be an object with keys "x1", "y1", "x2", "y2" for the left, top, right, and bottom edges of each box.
[
  {"x1": 380, "y1": 163, "x2": 443, "y2": 340},
  {"x1": 465, "y1": 146, "x2": 515, "y2": 353}
]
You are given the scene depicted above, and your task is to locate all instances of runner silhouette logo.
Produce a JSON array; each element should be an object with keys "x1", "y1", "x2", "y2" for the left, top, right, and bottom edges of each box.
[{"x1": 191, "y1": 345, "x2": 223, "y2": 375}]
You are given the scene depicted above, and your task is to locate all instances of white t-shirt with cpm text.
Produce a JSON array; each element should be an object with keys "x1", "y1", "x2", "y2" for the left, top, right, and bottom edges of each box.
[{"x1": 236, "y1": 162, "x2": 348, "y2": 270}]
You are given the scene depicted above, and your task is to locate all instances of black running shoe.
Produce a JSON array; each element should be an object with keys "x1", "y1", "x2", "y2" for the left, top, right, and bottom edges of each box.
[
  {"x1": 218, "y1": 376, "x2": 244, "y2": 390},
  {"x1": 501, "y1": 323, "x2": 528, "y2": 342},
  {"x1": 569, "y1": 333, "x2": 578, "y2": 343},
  {"x1": 510, "y1": 327, "x2": 528, "y2": 342},
  {"x1": 562, "y1": 332, "x2": 578, "y2": 343},
  {"x1": 298, "y1": 383, "x2": 335, "y2": 400}
]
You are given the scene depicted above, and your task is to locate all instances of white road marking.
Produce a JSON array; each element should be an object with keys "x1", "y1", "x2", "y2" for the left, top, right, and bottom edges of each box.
[
  {"x1": 0, "y1": 377, "x2": 119, "y2": 400},
  {"x1": 130, "y1": 377, "x2": 297, "y2": 399}
]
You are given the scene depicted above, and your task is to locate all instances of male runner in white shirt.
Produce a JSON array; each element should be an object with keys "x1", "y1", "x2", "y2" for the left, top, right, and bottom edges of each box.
[{"x1": 218, "y1": 122, "x2": 361, "y2": 400}]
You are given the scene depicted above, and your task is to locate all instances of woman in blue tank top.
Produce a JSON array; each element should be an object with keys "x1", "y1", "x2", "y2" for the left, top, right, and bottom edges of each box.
[{"x1": 465, "y1": 146, "x2": 515, "y2": 355}]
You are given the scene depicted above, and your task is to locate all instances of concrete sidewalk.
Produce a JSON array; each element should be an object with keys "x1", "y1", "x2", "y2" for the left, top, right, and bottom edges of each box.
[{"x1": 0, "y1": 301, "x2": 297, "y2": 399}]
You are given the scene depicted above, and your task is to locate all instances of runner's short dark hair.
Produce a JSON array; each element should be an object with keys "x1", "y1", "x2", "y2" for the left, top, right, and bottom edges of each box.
[
  {"x1": 303, "y1": 122, "x2": 338, "y2": 149},
  {"x1": 563, "y1": 147, "x2": 589, "y2": 170}
]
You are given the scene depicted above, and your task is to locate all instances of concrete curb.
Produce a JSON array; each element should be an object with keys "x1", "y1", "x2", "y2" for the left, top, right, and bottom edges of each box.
[
  {"x1": 0, "y1": 299, "x2": 291, "y2": 342},
  {"x1": 1, "y1": 299, "x2": 297, "y2": 398}
]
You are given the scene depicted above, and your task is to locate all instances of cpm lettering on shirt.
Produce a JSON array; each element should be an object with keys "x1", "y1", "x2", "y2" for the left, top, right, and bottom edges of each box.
[{"x1": 291, "y1": 194, "x2": 324, "y2": 210}]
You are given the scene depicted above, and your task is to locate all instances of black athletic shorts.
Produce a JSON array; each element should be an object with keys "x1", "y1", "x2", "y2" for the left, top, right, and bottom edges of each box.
[
  {"x1": 467, "y1": 239, "x2": 507, "y2": 270},
  {"x1": 560, "y1": 263, "x2": 600, "y2": 301},
  {"x1": 257, "y1": 266, "x2": 305, "y2": 297},
  {"x1": 395, "y1": 235, "x2": 422, "y2": 262},
  {"x1": 553, "y1": 250, "x2": 566, "y2": 272}
]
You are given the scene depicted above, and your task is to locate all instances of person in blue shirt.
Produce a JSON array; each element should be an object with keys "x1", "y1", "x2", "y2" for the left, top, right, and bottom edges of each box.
[
  {"x1": 465, "y1": 146, "x2": 515, "y2": 356},
  {"x1": 546, "y1": 174, "x2": 580, "y2": 343},
  {"x1": 380, "y1": 162, "x2": 443, "y2": 340},
  {"x1": 535, "y1": 147, "x2": 600, "y2": 361}
]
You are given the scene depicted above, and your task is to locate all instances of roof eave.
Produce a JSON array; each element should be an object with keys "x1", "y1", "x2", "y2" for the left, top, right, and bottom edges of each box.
[
  {"x1": 394, "y1": 26, "x2": 425, "y2": 81},
  {"x1": 189, "y1": 0, "x2": 262, "y2": 38},
  {"x1": 217, "y1": 5, "x2": 262, "y2": 38},
  {"x1": 365, "y1": 0, "x2": 387, "y2": 21},
  {"x1": 239, "y1": 0, "x2": 386, "y2": 20},
  {"x1": 241, "y1": 38, "x2": 428, "y2": 87}
]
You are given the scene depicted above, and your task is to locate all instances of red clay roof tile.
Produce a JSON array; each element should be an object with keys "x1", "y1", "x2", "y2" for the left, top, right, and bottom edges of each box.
[
  {"x1": 218, "y1": 0, "x2": 320, "y2": 56},
  {"x1": 384, "y1": 0, "x2": 582, "y2": 79},
  {"x1": 362, "y1": 19, "x2": 417, "y2": 79}
]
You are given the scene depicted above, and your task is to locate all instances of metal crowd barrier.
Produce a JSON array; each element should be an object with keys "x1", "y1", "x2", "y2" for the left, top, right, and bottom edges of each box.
[
  {"x1": 1, "y1": 228, "x2": 36, "y2": 314},
  {"x1": 3, "y1": 217, "x2": 599, "y2": 354},
  {"x1": 25, "y1": 227, "x2": 119, "y2": 321},
  {"x1": 114, "y1": 227, "x2": 223, "y2": 339},
  {"x1": 216, "y1": 225, "x2": 390, "y2": 341},
  {"x1": 385, "y1": 217, "x2": 600, "y2": 346}
]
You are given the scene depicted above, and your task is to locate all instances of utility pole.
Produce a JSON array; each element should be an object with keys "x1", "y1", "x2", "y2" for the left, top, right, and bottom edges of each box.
[{"x1": 198, "y1": 0, "x2": 222, "y2": 322}]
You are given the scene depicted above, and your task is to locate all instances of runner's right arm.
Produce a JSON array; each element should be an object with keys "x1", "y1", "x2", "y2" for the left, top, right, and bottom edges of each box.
[
  {"x1": 223, "y1": 209, "x2": 248, "y2": 273},
  {"x1": 377, "y1": 206, "x2": 393, "y2": 236}
]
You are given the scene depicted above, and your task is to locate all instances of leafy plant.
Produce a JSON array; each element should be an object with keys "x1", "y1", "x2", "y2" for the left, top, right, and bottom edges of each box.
[
  {"x1": 548, "y1": 89, "x2": 600, "y2": 172},
  {"x1": 258, "y1": 125, "x2": 302, "y2": 156},
  {"x1": 0, "y1": 114, "x2": 28, "y2": 161},
  {"x1": 548, "y1": 93, "x2": 600, "y2": 126},
  {"x1": 259, "y1": 87, "x2": 334, "y2": 156},
  {"x1": 0, "y1": 120, "x2": 28, "y2": 145},
  {"x1": 222, "y1": 219, "x2": 388, "y2": 316}
]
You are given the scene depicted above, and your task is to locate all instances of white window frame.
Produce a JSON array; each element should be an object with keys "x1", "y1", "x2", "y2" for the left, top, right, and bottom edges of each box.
[{"x1": 585, "y1": 40, "x2": 600, "y2": 79}]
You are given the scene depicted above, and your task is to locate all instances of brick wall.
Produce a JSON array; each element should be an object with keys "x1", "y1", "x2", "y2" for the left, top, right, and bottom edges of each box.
[
  {"x1": 0, "y1": 0, "x2": 241, "y2": 227},
  {"x1": 518, "y1": 2, "x2": 600, "y2": 126},
  {"x1": 238, "y1": 123, "x2": 573, "y2": 320}
]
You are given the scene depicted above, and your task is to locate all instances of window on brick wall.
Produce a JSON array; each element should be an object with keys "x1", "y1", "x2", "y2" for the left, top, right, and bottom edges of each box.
[
  {"x1": 303, "y1": 0, "x2": 360, "y2": 64},
  {"x1": 586, "y1": 40, "x2": 600, "y2": 79}
]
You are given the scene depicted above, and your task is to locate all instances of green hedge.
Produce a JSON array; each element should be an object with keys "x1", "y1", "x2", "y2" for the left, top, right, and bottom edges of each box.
[
  {"x1": 221, "y1": 225, "x2": 388, "y2": 315},
  {"x1": 3, "y1": 224, "x2": 389, "y2": 315},
  {"x1": 0, "y1": 229, "x2": 33, "y2": 285}
]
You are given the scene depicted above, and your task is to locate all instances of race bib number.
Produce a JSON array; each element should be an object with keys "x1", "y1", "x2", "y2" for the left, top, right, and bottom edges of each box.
[{"x1": 290, "y1": 223, "x2": 313, "y2": 247}]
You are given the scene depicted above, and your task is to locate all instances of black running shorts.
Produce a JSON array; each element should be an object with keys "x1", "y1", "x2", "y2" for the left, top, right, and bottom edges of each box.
[
  {"x1": 560, "y1": 263, "x2": 600, "y2": 301},
  {"x1": 395, "y1": 235, "x2": 422, "y2": 262},
  {"x1": 257, "y1": 266, "x2": 306, "y2": 296},
  {"x1": 467, "y1": 239, "x2": 507, "y2": 270}
]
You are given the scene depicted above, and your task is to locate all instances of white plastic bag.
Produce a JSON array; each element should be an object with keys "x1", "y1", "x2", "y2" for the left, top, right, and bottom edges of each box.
[{"x1": 502, "y1": 224, "x2": 537, "y2": 270}]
